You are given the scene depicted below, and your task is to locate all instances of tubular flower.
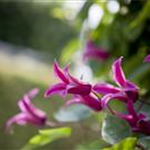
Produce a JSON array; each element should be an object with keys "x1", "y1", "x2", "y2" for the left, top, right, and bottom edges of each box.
[
  {"x1": 144, "y1": 53, "x2": 150, "y2": 62},
  {"x1": 83, "y1": 40, "x2": 110, "y2": 61},
  {"x1": 117, "y1": 98, "x2": 150, "y2": 135},
  {"x1": 93, "y1": 57, "x2": 139, "y2": 105},
  {"x1": 44, "y1": 61, "x2": 92, "y2": 98},
  {"x1": 65, "y1": 94, "x2": 102, "y2": 112},
  {"x1": 6, "y1": 89, "x2": 47, "y2": 132}
]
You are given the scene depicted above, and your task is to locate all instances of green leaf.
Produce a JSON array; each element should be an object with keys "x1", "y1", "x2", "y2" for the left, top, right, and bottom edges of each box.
[
  {"x1": 60, "y1": 39, "x2": 79, "y2": 64},
  {"x1": 101, "y1": 114, "x2": 131, "y2": 144},
  {"x1": 54, "y1": 104, "x2": 92, "y2": 122},
  {"x1": 102, "y1": 137, "x2": 137, "y2": 150},
  {"x1": 22, "y1": 127, "x2": 72, "y2": 150},
  {"x1": 138, "y1": 136, "x2": 150, "y2": 150},
  {"x1": 76, "y1": 139, "x2": 109, "y2": 150},
  {"x1": 130, "y1": 1, "x2": 150, "y2": 29}
]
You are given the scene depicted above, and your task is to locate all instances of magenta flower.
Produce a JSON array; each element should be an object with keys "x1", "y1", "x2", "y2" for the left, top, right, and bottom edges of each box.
[
  {"x1": 93, "y1": 57, "x2": 139, "y2": 106},
  {"x1": 6, "y1": 89, "x2": 47, "y2": 132},
  {"x1": 117, "y1": 98, "x2": 150, "y2": 135},
  {"x1": 44, "y1": 61, "x2": 92, "y2": 98},
  {"x1": 144, "y1": 53, "x2": 150, "y2": 62},
  {"x1": 83, "y1": 40, "x2": 110, "y2": 61},
  {"x1": 65, "y1": 94, "x2": 102, "y2": 112}
]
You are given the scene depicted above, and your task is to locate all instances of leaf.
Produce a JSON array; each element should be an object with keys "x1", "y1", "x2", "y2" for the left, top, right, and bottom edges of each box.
[
  {"x1": 76, "y1": 139, "x2": 109, "y2": 150},
  {"x1": 101, "y1": 114, "x2": 131, "y2": 144},
  {"x1": 60, "y1": 39, "x2": 79, "y2": 64},
  {"x1": 22, "y1": 127, "x2": 72, "y2": 150},
  {"x1": 138, "y1": 136, "x2": 150, "y2": 150},
  {"x1": 130, "y1": 1, "x2": 150, "y2": 29},
  {"x1": 102, "y1": 137, "x2": 137, "y2": 150},
  {"x1": 54, "y1": 104, "x2": 92, "y2": 122}
]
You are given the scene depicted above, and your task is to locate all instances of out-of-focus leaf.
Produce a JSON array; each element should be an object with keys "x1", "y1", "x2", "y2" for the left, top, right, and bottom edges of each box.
[
  {"x1": 60, "y1": 39, "x2": 79, "y2": 64},
  {"x1": 22, "y1": 127, "x2": 72, "y2": 150},
  {"x1": 76, "y1": 139, "x2": 109, "y2": 150},
  {"x1": 102, "y1": 137, "x2": 137, "y2": 150},
  {"x1": 138, "y1": 136, "x2": 150, "y2": 150},
  {"x1": 101, "y1": 114, "x2": 131, "y2": 144},
  {"x1": 130, "y1": 1, "x2": 150, "y2": 29},
  {"x1": 54, "y1": 104, "x2": 92, "y2": 122},
  {"x1": 77, "y1": 2, "x2": 93, "y2": 20}
]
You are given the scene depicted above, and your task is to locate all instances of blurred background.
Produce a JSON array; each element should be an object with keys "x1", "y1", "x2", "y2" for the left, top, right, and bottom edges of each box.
[{"x1": 1, "y1": 0, "x2": 150, "y2": 149}]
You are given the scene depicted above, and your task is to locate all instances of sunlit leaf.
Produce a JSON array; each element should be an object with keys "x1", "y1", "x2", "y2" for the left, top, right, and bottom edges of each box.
[
  {"x1": 60, "y1": 39, "x2": 80, "y2": 64},
  {"x1": 22, "y1": 127, "x2": 72, "y2": 150},
  {"x1": 102, "y1": 137, "x2": 137, "y2": 150}
]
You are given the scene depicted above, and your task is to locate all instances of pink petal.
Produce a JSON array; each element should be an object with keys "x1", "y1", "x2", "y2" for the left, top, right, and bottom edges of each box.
[
  {"x1": 83, "y1": 40, "x2": 109, "y2": 61},
  {"x1": 144, "y1": 54, "x2": 150, "y2": 62},
  {"x1": 53, "y1": 61, "x2": 69, "y2": 84},
  {"x1": 44, "y1": 83, "x2": 67, "y2": 98},
  {"x1": 6, "y1": 113, "x2": 27, "y2": 131},
  {"x1": 82, "y1": 95, "x2": 102, "y2": 111},
  {"x1": 65, "y1": 97, "x2": 85, "y2": 106},
  {"x1": 93, "y1": 83, "x2": 120, "y2": 95},
  {"x1": 18, "y1": 95, "x2": 46, "y2": 120},
  {"x1": 66, "y1": 95, "x2": 102, "y2": 111},
  {"x1": 101, "y1": 93, "x2": 127, "y2": 108},
  {"x1": 112, "y1": 57, "x2": 126, "y2": 87},
  {"x1": 27, "y1": 88, "x2": 39, "y2": 99},
  {"x1": 66, "y1": 84, "x2": 91, "y2": 95},
  {"x1": 126, "y1": 80, "x2": 139, "y2": 90}
]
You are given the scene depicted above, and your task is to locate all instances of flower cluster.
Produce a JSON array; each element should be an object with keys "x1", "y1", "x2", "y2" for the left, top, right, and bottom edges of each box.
[{"x1": 6, "y1": 53, "x2": 150, "y2": 135}]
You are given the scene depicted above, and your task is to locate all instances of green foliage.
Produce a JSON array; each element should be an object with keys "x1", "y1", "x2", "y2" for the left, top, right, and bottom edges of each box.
[
  {"x1": 22, "y1": 127, "x2": 72, "y2": 150},
  {"x1": 138, "y1": 136, "x2": 150, "y2": 150},
  {"x1": 101, "y1": 114, "x2": 131, "y2": 144},
  {"x1": 76, "y1": 140, "x2": 109, "y2": 150},
  {"x1": 102, "y1": 137, "x2": 137, "y2": 150}
]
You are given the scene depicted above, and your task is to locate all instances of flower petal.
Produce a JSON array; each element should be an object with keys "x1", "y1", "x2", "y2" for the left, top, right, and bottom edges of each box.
[
  {"x1": 18, "y1": 95, "x2": 46, "y2": 121},
  {"x1": 44, "y1": 83, "x2": 67, "y2": 98},
  {"x1": 82, "y1": 95, "x2": 102, "y2": 111},
  {"x1": 66, "y1": 95, "x2": 102, "y2": 111},
  {"x1": 112, "y1": 57, "x2": 126, "y2": 87},
  {"x1": 67, "y1": 84, "x2": 91, "y2": 95},
  {"x1": 144, "y1": 54, "x2": 150, "y2": 62},
  {"x1": 101, "y1": 93, "x2": 127, "y2": 108},
  {"x1": 27, "y1": 88, "x2": 39, "y2": 99},
  {"x1": 6, "y1": 113, "x2": 27, "y2": 132},
  {"x1": 53, "y1": 60, "x2": 69, "y2": 84},
  {"x1": 93, "y1": 83, "x2": 120, "y2": 95},
  {"x1": 83, "y1": 40, "x2": 109, "y2": 61}
]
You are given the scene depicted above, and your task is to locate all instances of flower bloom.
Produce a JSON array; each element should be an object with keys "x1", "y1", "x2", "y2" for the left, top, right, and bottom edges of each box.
[
  {"x1": 83, "y1": 40, "x2": 110, "y2": 61},
  {"x1": 144, "y1": 53, "x2": 150, "y2": 62},
  {"x1": 65, "y1": 94, "x2": 102, "y2": 112},
  {"x1": 117, "y1": 98, "x2": 150, "y2": 135},
  {"x1": 6, "y1": 89, "x2": 47, "y2": 132},
  {"x1": 93, "y1": 57, "x2": 139, "y2": 106},
  {"x1": 44, "y1": 61, "x2": 92, "y2": 98}
]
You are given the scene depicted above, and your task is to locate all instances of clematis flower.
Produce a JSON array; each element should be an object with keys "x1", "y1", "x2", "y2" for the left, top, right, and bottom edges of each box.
[
  {"x1": 117, "y1": 98, "x2": 150, "y2": 135},
  {"x1": 83, "y1": 40, "x2": 110, "y2": 61},
  {"x1": 6, "y1": 89, "x2": 48, "y2": 132},
  {"x1": 144, "y1": 53, "x2": 150, "y2": 62},
  {"x1": 65, "y1": 94, "x2": 102, "y2": 112},
  {"x1": 93, "y1": 57, "x2": 139, "y2": 106},
  {"x1": 44, "y1": 61, "x2": 92, "y2": 98}
]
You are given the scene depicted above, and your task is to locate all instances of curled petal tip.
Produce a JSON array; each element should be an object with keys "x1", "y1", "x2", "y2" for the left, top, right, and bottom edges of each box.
[
  {"x1": 112, "y1": 56, "x2": 126, "y2": 87},
  {"x1": 28, "y1": 88, "x2": 39, "y2": 98}
]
